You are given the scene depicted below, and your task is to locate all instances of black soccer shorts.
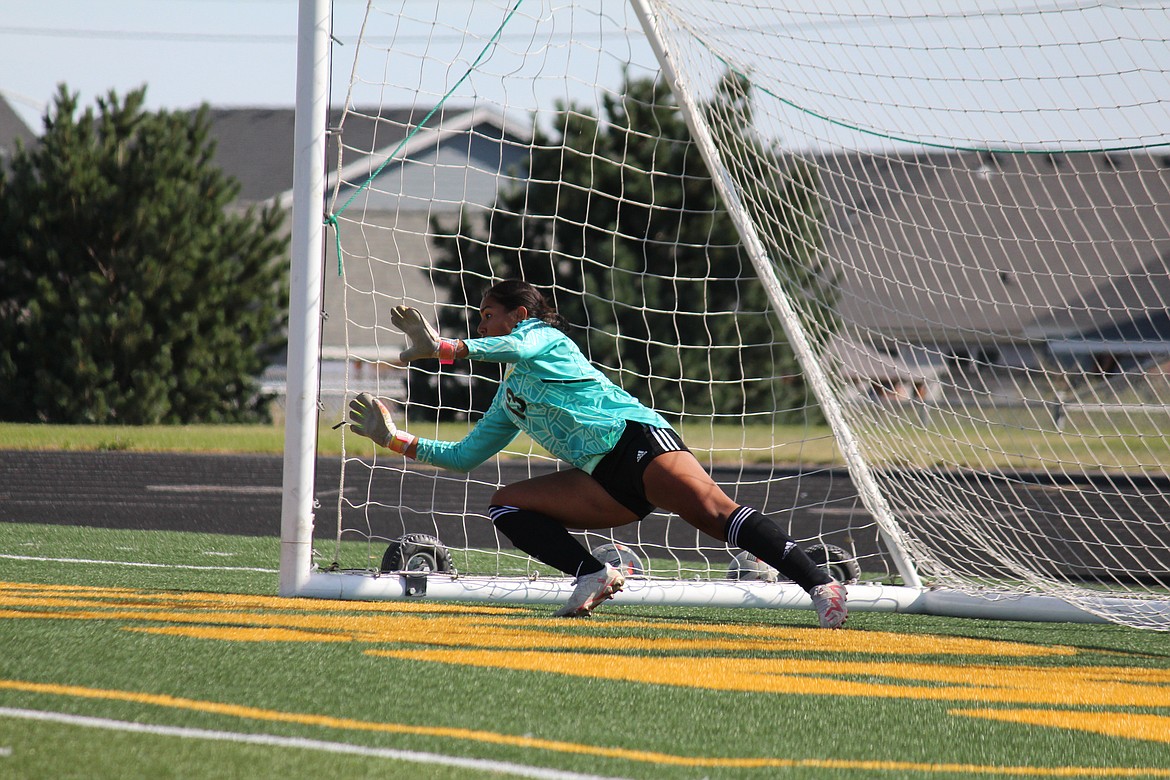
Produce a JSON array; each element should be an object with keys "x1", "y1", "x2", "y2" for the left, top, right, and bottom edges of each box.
[{"x1": 589, "y1": 420, "x2": 690, "y2": 519}]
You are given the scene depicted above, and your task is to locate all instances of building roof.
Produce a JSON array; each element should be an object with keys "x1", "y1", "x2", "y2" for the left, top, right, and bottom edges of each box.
[
  {"x1": 13, "y1": 94, "x2": 1169, "y2": 357},
  {"x1": 0, "y1": 93, "x2": 36, "y2": 166},
  {"x1": 204, "y1": 104, "x2": 531, "y2": 204},
  {"x1": 819, "y1": 150, "x2": 1170, "y2": 347}
]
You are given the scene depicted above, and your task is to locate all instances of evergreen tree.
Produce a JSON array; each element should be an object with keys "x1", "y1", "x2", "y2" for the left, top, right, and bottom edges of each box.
[
  {"x1": 0, "y1": 86, "x2": 289, "y2": 423},
  {"x1": 418, "y1": 72, "x2": 833, "y2": 422}
]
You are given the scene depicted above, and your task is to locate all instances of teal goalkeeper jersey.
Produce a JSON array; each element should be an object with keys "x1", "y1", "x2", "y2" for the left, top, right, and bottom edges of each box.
[{"x1": 414, "y1": 318, "x2": 670, "y2": 472}]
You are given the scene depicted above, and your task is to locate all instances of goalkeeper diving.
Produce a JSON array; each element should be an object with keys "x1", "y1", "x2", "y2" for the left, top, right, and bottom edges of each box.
[{"x1": 348, "y1": 279, "x2": 847, "y2": 626}]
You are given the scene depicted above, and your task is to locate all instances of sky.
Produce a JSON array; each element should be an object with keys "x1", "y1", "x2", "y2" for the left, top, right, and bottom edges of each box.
[
  {"x1": 0, "y1": 0, "x2": 366, "y2": 131},
  {"x1": 3, "y1": 1, "x2": 1170, "y2": 152},
  {"x1": 0, "y1": 0, "x2": 641, "y2": 133}
]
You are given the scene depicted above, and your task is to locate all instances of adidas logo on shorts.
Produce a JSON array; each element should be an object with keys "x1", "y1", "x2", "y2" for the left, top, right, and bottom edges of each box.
[{"x1": 636, "y1": 450, "x2": 648, "y2": 461}]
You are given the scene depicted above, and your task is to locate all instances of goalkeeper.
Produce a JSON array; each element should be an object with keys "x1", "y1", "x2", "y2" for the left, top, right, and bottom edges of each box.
[{"x1": 348, "y1": 279, "x2": 847, "y2": 627}]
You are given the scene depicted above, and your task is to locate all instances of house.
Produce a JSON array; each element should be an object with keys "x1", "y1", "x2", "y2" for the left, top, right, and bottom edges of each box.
[
  {"x1": 9, "y1": 91, "x2": 1170, "y2": 407},
  {"x1": 828, "y1": 335, "x2": 943, "y2": 403},
  {"x1": 205, "y1": 108, "x2": 1170, "y2": 406},
  {"x1": 203, "y1": 104, "x2": 531, "y2": 406},
  {"x1": 207, "y1": 104, "x2": 530, "y2": 351},
  {"x1": 11, "y1": 91, "x2": 1169, "y2": 408},
  {"x1": 818, "y1": 150, "x2": 1170, "y2": 400}
]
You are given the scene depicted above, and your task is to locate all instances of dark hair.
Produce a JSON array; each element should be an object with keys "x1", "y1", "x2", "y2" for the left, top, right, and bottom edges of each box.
[{"x1": 483, "y1": 279, "x2": 569, "y2": 332}]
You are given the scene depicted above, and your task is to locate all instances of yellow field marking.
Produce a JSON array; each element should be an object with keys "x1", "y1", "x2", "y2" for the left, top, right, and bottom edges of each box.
[
  {"x1": 370, "y1": 648, "x2": 1170, "y2": 710},
  {"x1": 115, "y1": 613, "x2": 1074, "y2": 656},
  {"x1": 0, "y1": 580, "x2": 1074, "y2": 657},
  {"x1": 0, "y1": 679, "x2": 1166, "y2": 777},
  {"x1": 3, "y1": 580, "x2": 1169, "y2": 767},
  {"x1": 953, "y1": 708, "x2": 1170, "y2": 744},
  {"x1": 0, "y1": 580, "x2": 517, "y2": 615}
]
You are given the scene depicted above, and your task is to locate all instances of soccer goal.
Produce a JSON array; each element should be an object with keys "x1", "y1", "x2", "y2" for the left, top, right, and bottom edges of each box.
[{"x1": 280, "y1": 0, "x2": 1170, "y2": 630}]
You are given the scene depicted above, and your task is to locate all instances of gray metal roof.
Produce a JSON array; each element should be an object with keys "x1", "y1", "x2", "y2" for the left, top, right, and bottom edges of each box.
[
  {"x1": 0, "y1": 94, "x2": 36, "y2": 166},
  {"x1": 205, "y1": 105, "x2": 424, "y2": 201},
  {"x1": 13, "y1": 93, "x2": 1170, "y2": 356},
  {"x1": 819, "y1": 150, "x2": 1170, "y2": 347},
  {"x1": 204, "y1": 104, "x2": 529, "y2": 204}
]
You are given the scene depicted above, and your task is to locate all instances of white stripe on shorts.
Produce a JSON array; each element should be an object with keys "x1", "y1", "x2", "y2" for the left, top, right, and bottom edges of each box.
[{"x1": 650, "y1": 426, "x2": 682, "y2": 453}]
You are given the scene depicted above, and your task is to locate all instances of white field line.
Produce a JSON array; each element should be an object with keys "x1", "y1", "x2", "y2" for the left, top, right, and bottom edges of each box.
[
  {"x1": 0, "y1": 554, "x2": 277, "y2": 573},
  {"x1": 0, "y1": 707, "x2": 628, "y2": 780}
]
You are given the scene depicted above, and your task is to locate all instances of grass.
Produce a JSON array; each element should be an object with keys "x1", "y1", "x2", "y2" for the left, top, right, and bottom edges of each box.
[
  {"x1": 0, "y1": 419, "x2": 848, "y2": 465},
  {"x1": 0, "y1": 421, "x2": 306, "y2": 456},
  {"x1": 1, "y1": 522, "x2": 1169, "y2": 779},
  {"x1": 2, "y1": 418, "x2": 1170, "y2": 777},
  {"x1": 4, "y1": 406, "x2": 1168, "y2": 470}
]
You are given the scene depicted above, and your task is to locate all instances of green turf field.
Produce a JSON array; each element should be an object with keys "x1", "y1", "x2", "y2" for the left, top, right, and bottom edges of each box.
[{"x1": 1, "y1": 521, "x2": 1168, "y2": 779}]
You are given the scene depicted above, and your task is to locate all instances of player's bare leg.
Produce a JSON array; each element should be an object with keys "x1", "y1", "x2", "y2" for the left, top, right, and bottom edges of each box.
[
  {"x1": 645, "y1": 451, "x2": 847, "y2": 628},
  {"x1": 490, "y1": 471, "x2": 634, "y2": 616}
]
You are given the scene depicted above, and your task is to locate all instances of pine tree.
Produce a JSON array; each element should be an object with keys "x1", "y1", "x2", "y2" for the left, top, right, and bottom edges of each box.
[{"x1": 0, "y1": 86, "x2": 289, "y2": 423}]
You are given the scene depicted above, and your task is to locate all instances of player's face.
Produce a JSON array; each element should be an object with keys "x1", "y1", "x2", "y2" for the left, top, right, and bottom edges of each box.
[{"x1": 477, "y1": 297, "x2": 528, "y2": 337}]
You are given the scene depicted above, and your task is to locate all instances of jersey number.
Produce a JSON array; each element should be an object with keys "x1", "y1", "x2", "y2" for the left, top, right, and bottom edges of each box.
[{"x1": 505, "y1": 388, "x2": 527, "y2": 420}]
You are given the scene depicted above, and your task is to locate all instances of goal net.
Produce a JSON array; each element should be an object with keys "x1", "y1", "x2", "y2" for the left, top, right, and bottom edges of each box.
[{"x1": 284, "y1": 0, "x2": 1170, "y2": 630}]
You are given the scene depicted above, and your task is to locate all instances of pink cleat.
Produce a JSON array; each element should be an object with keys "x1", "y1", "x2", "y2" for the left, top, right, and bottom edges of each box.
[
  {"x1": 554, "y1": 564, "x2": 626, "y2": 617},
  {"x1": 810, "y1": 581, "x2": 848, "y2": 628}
]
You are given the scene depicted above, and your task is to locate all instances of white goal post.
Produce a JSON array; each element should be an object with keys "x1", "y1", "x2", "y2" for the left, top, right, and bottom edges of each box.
[{"x1": 281, "y1": 0, "x2": 1170, "y2": 630}]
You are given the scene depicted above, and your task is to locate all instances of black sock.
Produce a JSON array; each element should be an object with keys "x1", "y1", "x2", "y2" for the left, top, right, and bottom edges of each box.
[
  {"x1": 725, "y1": 506, "x2": 832, "y2": 591},
  {"x1": 489, "y1": 505, "x2": 604, "y2": 578}
]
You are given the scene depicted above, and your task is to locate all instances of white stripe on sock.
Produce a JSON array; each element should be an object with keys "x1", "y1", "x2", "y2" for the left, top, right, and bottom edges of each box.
[
  {"x1": 488, "y1": 505, "x2": 520, "y2": 521},
  {"x1": 725, "y1": 506, "x2": 754, "y2": 547}
]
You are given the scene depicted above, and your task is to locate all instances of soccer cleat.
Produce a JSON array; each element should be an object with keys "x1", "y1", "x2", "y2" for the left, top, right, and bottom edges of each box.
[
  {"x1": 810, "y1": 581, "x2": 848, "y2": 628},
  {"x1": 553, "y1": 563, "x2": 626, "y2": 617}
]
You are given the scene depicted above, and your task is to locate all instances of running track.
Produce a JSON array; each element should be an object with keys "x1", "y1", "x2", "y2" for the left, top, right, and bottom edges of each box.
[{"x1": 3, "y1": 450, "x2": 1167, "y2": 582}]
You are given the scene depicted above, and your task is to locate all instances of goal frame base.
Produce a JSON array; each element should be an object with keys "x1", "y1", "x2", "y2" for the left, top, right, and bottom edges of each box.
[{"x1": 289, "y1": 571, "x2": 1169, "y2": 625}]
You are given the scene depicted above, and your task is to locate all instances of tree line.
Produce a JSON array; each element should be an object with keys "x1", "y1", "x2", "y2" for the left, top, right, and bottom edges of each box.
[
  {"x1": 1, "y1": 74, "x2": 833, "y2": 426},
  {"x1": 0, "y1": 86, "x2": 289, "y2": 424}
]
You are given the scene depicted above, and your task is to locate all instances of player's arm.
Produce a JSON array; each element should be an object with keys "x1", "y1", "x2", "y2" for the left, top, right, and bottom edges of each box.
[
  {"x1": 415, "y1": 393, "x2": 520, "y2": 472},
  {"x1": 349, "y1": 390, "x2": 520, "y2": 472},
  {"x1": 462, "y1": 325, "x2": 553, "y2": 363},
  {"x1": 390, "y1": 305, "x2": 553, "y2": 366}
]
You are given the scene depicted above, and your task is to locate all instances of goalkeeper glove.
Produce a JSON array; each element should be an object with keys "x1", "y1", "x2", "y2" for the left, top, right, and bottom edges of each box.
[
  {"x1": 390, "y1": 305, "x2": 459, "y2": 364},
  {"x1": 348, "y1": 392, "x2": 415, "y2": 455}
]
